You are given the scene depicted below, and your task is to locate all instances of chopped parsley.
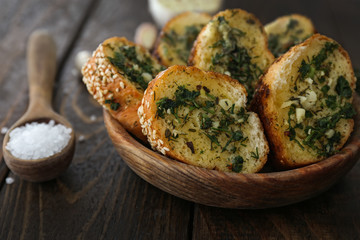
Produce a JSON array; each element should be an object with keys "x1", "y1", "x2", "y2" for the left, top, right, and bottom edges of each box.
[
  {"x1": 286, "y1": 19, "x2": 299, "y2": 32},
  {"x1": 156, "y1": 85, "x2": 256, "y2": 168},
  {"x1": 105, "y1": 99, "x2": 120, "y2": 111},
  {"x1": 268, "y1": 18, "x2": 312, "y2": 57},
  {"x1": 227, "y1": 156, "x2": 244, "y2": 173},
  {"x1": 336, "y1": 76, "x2": 352, "y2": 98},
  {"x1": 107, "y1": 45, "x2": 164, "y2": 90},
  {"x1": 162, "y1": 24, "x2": 204, "y2": 64},
  {"x1": 156, "y1": 86, "x2": 200, "y2": 120},
  {"x1": 210, "y1": 16, "x2": 260, "y2": 101},
  {"x1": 298, "y1": 42, "x2": 338, "y2": 81},
  {"x1": 285, "y1": 43, "x2": 355, "y2": 157},
  {"x1": 250, "y1": 147, "x2": 260, "y2": 159}
]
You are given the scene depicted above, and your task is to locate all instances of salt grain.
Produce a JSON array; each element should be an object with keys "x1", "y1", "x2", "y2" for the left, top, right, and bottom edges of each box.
[
  {"x1": 78, "y1": 135, "x2": 85, "y2": 142},
  {"x1": 5, "y1": 177, "x2": 14, "y2": 185},
  {"x1": 5, "y1": 120, "x2": 72, "y2": 160},
  {"x1": 90, "y1": 115, "x2": 97, "y2": 122},
  {"x1": 1, "y1": 127, "x2": 8, "y2": 134}
]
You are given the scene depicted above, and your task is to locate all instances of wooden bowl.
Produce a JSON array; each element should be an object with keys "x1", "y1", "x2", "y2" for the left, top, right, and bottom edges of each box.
[{"x1": 103, "y1": 95, "x2": 360, "y2": 209}]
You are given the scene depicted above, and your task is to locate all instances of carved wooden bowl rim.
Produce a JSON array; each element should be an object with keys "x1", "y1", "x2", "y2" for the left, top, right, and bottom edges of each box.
[{"x1": 103, "y1": 95, "x2": 360, "y2": 209}]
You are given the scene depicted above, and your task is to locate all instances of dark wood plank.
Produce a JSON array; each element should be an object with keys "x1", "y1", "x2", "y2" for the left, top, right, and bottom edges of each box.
[
  {"x1": 192, "y1": 163, "x2": 360, "y2": 240},
  {"x1": 0, "y1": 0, "x2": 97, "y2": 174},
  {"x1": 52, "y1": 0, "x2": 194, "y2": 236},
  {"x1": 0, "y1": 0, "x2": 192, "y2": 239}
]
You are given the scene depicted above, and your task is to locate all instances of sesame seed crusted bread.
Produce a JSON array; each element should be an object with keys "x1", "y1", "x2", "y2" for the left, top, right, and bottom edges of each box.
[
  {"x1": 81, "y1": 37, "x2": 164, "y2": 141},
  {"x1": 153, "y1": 11, "x2": 212, "y2": 67},
  {"x1": 138, "y1": 65, "x2": 269, "y2": 173},
  {"x1": 252, "y1": 34, "x2": 356, "y2": 169},
  {"x1": 189, "y1": 8, "x2": 274, "y2": 101},
  {"x1": 265, "y1": 14, "x2": 316, "y2": 57}
]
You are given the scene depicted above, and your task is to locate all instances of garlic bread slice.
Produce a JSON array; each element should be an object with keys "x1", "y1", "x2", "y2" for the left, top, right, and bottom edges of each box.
[
  {"x1": 265, "y1": 14, "x2": 316, "y2": 57},
  {"x1": 154, "y1": 11, "x2": 211, "y2": 67},
  {"x1": 82, "y1": 37, "x2": 164, "y2": 141},
  {"x1": 189, "y1": 8, "x2": 274, "y2": 100},
  {"x1": 138, "y1": 65, "x2": 269, "y2": 173},
  {"x1": 252, "y1": 34, "x2": 356, "y2": 169}
]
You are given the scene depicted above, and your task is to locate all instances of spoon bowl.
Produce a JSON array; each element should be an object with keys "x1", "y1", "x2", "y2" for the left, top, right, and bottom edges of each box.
[{"x1": 2, "y1": 30, "x2": 76, "y2": 182}]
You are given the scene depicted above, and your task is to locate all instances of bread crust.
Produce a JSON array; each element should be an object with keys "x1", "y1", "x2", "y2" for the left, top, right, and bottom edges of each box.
[
  {"x1": 139, "y1": 65, "x2": 269, "y2": 173},
  {"x1": 82, "y1": 37, "x2": 164, "y2": 141},
  {"x1": 153, "y1": 11, "x2": 211, "y2": 67},
  {"x1": 252, "y1": 34, "x2": 356, "y2": 169}
]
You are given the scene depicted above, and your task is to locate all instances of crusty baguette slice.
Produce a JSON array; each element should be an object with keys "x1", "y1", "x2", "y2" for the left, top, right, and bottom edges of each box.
[
  {"x1": 153, "y1": 11, "x2": 211, "y2": 67},
  {"x1": 138, "y1": 65, "x2": 269, "y2": 173},
  {"x1": 189, "y1": 8, "x2": 274, "y2": 100},
  {"x1": 82, "y1": 37, "x2": 164, "y2": 141},
  {"x1": 252, "y1": 34, "x2": 356, "y2": 169},
  {"x1": 265, "y1": 14, "x2": 316, "y2": 57}
]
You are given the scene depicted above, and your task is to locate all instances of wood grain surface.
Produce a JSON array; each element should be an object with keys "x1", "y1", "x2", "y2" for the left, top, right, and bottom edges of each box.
[{"x1": 0, "y1": 0, "x2": 359, "y2": 239}]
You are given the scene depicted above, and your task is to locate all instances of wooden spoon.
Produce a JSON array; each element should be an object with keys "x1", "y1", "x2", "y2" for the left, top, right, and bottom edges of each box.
[{"x1": 2, "y1": 29, "x2": 75, "y2": 182}]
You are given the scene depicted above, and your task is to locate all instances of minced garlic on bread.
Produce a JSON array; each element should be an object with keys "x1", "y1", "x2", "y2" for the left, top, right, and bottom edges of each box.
[
  {"x1": 252, "y1": 34, "x2": 356, "y2": 169},
  {"x1": 265, "y1": 14, "x2": 316, "y2": 57},
  {"x1": 82, "y1": 37, "x2": 164, "y2": 141},
  {"x1": 138, "y1": 65, "x2": 269, "y2": 173},
  {"x1": 189, "y1": 8, "x2": 274, "y2": 101},
  {"x1": 153, "y1": 11, "x2": 212, "y2": 67}
]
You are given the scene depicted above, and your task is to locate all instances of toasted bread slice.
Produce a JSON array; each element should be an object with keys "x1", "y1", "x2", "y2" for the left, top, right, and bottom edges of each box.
[
  {"x1": 153, "y1": 11, "x2": 211, "y2": 67},
  {"x1": 252, "y1": 34, "x2": 356, "y2": 169},
  {"x1": 138, "y1": 65, "x2": 269, "y2": 173},
  {"x1": 189, "y1": 8, "x2": 274, "y2": 100},
  {"x1": 265, "y1": 14, "x2": 316, "y2": 57},
  {"x1": 82, "y1": 37, "x2": 164, "y2": 141}
]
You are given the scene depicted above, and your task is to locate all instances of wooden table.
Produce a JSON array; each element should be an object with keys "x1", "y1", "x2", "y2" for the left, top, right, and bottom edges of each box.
[{"x1": 0, "y1": 0, "x2": 359, "y2": 239}]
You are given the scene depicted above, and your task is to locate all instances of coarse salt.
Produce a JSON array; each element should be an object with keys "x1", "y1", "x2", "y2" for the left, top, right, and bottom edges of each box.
[
  {"x1": 1, "y1": 127, "x2": 8, "y2": 134},
  {"x1": 5, "y1": 177, "x2": 14, "y2": 185},
  {"x1": 90, "y1": 115, "x2": 97, "y2": 122},
  {"x1": 5, "y1": 120, "x2": 72, "y2": 160},
  {"x1": 78, "y1": 135, "x2": 85, "y2": 142}
]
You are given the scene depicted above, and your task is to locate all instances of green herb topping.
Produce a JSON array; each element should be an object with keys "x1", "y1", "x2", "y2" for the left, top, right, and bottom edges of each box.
[
  {"x1": 209, "y1": 16, "x2": 261, "y2": 100},
  {"x1": 163, "y1": 24, "x2": 205, "y2": 63},
  {"x1": 268, "y1": 18, "x2": 312, "y2": 57},
  {"x1": 156, "y1": 85, "x2": 255, "y2": 173},
  {"x1": 105, "y1": 99, "x2": 120, "y2": 111},
  {"x1": 107, "y1": 45, "x2": 164, "y2": 90},
  {"x1": 284, "y1": 42, "x2": 355, "y2": 157},
  {"x1": 227, "y1": 156, "x2": 244, "y2": 173}
]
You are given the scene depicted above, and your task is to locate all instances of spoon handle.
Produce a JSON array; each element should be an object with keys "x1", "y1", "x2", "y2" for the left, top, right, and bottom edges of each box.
[{"x1": 27, "y1": 29, "x2": 57, "y2": 113}]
